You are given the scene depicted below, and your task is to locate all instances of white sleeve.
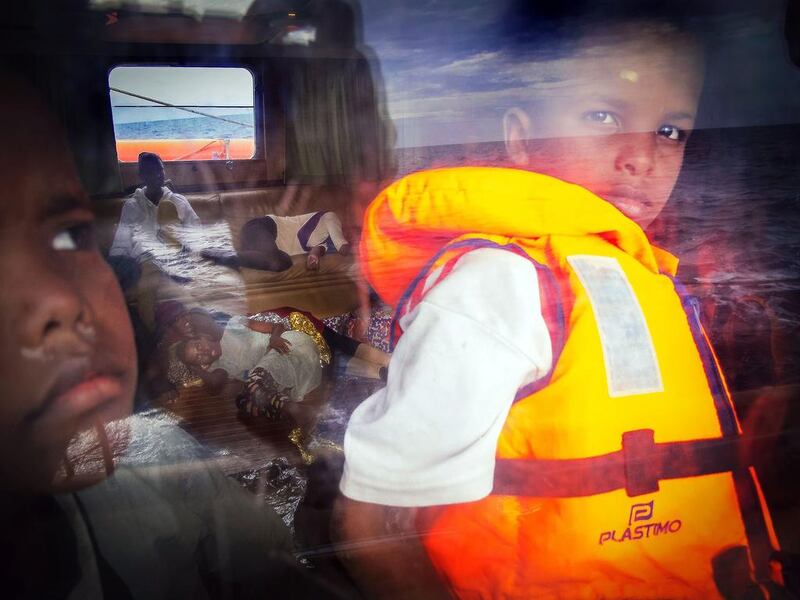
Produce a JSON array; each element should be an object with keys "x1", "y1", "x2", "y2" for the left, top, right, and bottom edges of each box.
[
  {"x1": 109, "y1": 200, "x2": 141, "y2": 258},
  {"x1": 312, "y1": 211, "x2": 348, "y2": 251},
  {"x1": 172, "y1": 193, "x2": 201, "y2": 227},
  {"x1": 340, "y1": 248, "x2": 553, "y2": 507}
]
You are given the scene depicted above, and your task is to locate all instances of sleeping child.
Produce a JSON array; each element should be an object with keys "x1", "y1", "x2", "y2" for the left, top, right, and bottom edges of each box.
[
  {"x1": 162, "y1": 306, "x2": 389, "y2": 420},
  {"x1": 202, "y1": 211, "x2": 351, "y2": 272}
]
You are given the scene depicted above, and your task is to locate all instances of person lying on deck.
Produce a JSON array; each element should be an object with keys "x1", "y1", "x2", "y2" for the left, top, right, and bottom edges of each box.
[
  {"x1": 109, "y1": 151, "x2": 200, "y2": 264},
  {"x1": 202, "y1": 211, "x2": 351, "y2": 272},
  {"x1": 161, "y1": 306, "x2": 389, "y2": 414},
  {"x1": 107, "y1": 152, "x2": 202, "y2": 329}
]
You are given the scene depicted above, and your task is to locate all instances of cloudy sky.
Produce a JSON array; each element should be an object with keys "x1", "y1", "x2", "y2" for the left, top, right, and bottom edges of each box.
[
  {"x1": 359, "y1": 1, "x2": 521, "y2": 147},
  {"x1": 354, "y1": 0, "x2": 800, "y2": 147}
]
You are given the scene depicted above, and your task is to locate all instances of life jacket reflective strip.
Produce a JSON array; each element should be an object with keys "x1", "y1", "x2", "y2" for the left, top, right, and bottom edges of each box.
[{"x1": 362, "y1": 167, "x2": 782, "y2": 599}]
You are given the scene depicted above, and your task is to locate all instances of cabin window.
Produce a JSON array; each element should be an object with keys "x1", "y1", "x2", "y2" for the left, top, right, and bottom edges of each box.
[{"x1": 108, "y1": 66, "x2": 256, "y2": 162}]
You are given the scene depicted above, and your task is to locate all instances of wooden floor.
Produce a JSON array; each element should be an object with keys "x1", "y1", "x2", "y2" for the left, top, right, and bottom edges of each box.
[{"x1": 158, "y1": 385, "x2": 306, "y2": 475}]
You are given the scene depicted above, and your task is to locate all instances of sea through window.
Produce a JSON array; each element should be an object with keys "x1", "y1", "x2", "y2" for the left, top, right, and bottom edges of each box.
[{"x1": 109, "y1": 65, "x2": 256, "y2": 162}]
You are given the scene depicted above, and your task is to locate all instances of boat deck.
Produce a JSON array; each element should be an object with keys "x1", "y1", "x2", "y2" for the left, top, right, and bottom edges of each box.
[{"x1": 156, "y1": 384, "x2": 309, "y2": 474}]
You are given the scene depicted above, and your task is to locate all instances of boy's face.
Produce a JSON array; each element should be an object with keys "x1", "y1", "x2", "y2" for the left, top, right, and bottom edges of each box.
[
  {"x1": 505, "y1": 28, "x2": 704, "y2": 229},
  {"x1": 182, "y1": 335, "x2": 221, "y2": 368},
  {"x1": 140, "y1": 158, "x2": 165, "y2": 189},
  {"x1": 0, "y1": 90, "x2": 137, "y2": 494}
]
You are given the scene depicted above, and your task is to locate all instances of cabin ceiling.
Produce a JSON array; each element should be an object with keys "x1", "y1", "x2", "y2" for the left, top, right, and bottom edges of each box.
[{"x1": 0, "y1": 0, "x2": 315, "y2": 48}]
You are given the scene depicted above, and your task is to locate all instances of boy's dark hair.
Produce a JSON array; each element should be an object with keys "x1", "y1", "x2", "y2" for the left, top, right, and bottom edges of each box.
[
  {"x1": 138, "y1": 151, "x2": 162, "y2": 173},
  {"x1": 500, "y1": 0, "x2": 711, "y2": 56}
]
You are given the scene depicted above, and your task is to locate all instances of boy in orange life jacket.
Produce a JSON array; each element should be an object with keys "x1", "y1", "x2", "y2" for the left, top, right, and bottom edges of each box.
[{"x1": 332, "y1": 3, "x2": 785, "y2": 600}]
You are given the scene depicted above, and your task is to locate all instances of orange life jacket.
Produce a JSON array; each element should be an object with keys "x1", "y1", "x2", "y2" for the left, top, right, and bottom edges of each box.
[{"x1": 360, "y1": 167, "x2": 782, "y2": 599}]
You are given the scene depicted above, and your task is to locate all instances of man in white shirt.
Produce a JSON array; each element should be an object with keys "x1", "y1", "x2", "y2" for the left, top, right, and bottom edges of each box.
[
  {"x1": 109, "y1": 152, "x2": 201, "y2": 262},
  {"x1": 108, "y1": 152, "x2": 201, "y2": 329}
]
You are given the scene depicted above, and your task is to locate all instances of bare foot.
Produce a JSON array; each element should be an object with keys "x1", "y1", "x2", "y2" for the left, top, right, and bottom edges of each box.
[{"x1": 306, "y1": 245, "x2": 325, "y2": 270}]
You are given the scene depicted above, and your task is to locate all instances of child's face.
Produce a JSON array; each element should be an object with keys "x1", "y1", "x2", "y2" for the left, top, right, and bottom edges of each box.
[
  {"x1": 505, "y1": 27, "x2": 704, "y2": 229},
  {"x1": 0, "y1": 89, "x2": 137, "y2": 493},
  {"x1": 182, "y1": 335, "x2": 221, "y2": 367}
]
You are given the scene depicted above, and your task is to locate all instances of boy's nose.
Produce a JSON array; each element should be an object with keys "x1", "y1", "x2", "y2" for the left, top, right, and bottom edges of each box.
[
  {"x1": 13, "y1": 258, "x2": 95, "y2": 355},
  {"x1": 614, "y1": 135, "x2": 655, "y2": 178}
]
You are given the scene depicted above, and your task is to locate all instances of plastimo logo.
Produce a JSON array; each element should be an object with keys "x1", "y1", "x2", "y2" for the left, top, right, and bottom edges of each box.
[{"x1": 598, "y1": 501, "x2": 683, "y2": 545}]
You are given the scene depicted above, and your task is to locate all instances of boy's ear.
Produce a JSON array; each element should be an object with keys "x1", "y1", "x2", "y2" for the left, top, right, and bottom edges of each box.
[{"x1": 503, "y1": 107, "x2": 532, "y2": 167}]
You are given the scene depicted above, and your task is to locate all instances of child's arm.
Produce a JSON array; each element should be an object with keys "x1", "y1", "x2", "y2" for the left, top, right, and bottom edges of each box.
[
  {"x1": 244, "y1": 318, "x2": 284, "y2": 335},
  {"x1": 189, "y1": 365, "x2": 229, "y2": 393},
  {"x1": 109, "y1": 201, "x2": 141, "y2": 259},
  {"x1": 332, "y1": 497, "x2": 454, "y2": 600},
  {"x1": 244, "y1": 319, "x2": 292, "y2": 354}
]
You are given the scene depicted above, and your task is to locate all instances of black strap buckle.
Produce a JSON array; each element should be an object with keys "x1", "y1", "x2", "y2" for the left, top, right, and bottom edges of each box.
[{"x1": 622, "y1": 429, "x2": 660, "y2": 497}]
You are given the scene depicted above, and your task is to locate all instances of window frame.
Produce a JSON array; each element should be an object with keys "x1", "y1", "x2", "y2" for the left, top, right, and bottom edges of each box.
[{"x1": 108, "y1": 61, "x2": 285, "y2": 191}]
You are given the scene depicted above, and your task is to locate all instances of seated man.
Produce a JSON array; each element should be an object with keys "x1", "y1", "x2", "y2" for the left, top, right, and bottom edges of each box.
[
  {"x1": 203, "y1": 211, "x2": 351, "y2": 272},
  {"x1": 109, "y1": 151, "x2": 200, "y2": 262},
  {"x1": 0, "y1": 74, "x2": 345, "y2": 599},
  {"x1": 108, "y1": 152, "x2": 202, "y2": 329}
]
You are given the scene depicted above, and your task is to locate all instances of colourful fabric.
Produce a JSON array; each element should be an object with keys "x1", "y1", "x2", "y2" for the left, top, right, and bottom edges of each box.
[{"x1": 288, "y1": 311, "x2": 332, "y2": 365}]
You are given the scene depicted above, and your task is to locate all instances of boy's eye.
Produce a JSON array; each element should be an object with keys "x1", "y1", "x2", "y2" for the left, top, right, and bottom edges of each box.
[
  {"x1": 657, "y1": 124, "x2": 685, "y2": 142},
  {"x1": 51, "y1": 222, "x2": 97, "y2": 251},
  {"x1": 583, "y1": 111, "x2": 620, "y2": 127}
]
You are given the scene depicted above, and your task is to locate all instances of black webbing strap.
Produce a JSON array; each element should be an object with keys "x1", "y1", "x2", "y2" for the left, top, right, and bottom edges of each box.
[{"x1": 493, "y1": 429, "x2": 752, "y2": 498}]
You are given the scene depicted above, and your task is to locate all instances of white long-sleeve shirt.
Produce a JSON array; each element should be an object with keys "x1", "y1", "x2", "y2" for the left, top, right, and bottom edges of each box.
[
  {"x1": 271, "y1": 211, "x2": 349, "y2": 255},
  {"x1": 340, "y1": 248, "x2": 553, "y2": 507},
  {"x1": 109, "y1": 187, "x2": 201, "y2": 260}
]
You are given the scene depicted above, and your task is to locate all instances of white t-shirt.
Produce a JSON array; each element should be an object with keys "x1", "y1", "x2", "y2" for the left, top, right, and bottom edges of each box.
[
  {"x1": 109, "y1": 187, "x2": 201, "y2": 260},
  {"x1": 271, "y1": 212, "x2": 348, "y2": 256},
  {"x1": 211, "y1": 316, "x2": 270, "y2": 380},
  {"x1": 340, "y1": 248, "x2": 553, "y2": 507},
  {"x1": 210, "y1": 316, "x2": 322, "y2": 401}
]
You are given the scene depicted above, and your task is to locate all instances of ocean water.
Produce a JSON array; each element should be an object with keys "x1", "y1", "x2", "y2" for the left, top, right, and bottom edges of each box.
[{"x1": 114, "y1": 112, "x2": 255, "y2": 140}]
